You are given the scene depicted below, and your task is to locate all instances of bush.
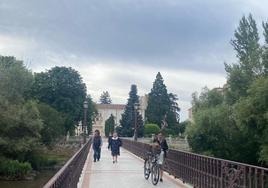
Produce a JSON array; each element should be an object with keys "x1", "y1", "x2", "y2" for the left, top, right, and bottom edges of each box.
[
  {"x1": 144, "y1": 124, "x2": 160, "y2": 136},
  {"x1": 0, "y1": 157, "x2": 32, "y2": 179},
  {"x1": 162, "y1": 128, "x2": 174, "y2": 136}
]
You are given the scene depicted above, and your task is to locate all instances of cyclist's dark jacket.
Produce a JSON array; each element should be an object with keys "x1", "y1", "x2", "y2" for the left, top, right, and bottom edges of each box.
[{"x1": 155, "y1": 139, "x2": 168, "y2": 157}]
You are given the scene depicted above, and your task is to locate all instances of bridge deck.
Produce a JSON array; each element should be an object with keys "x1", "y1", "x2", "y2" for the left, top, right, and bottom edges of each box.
[{"x1": 80, "y1": 141, "x2": 188, "y2": 188}]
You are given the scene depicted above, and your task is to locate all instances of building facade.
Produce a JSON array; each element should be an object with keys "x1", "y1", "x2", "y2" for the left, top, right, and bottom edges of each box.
[
  {"x1": 92, "y1": 95, "x2": 148, "y2": 136},
  {"x1": 93, "y1": 104, "x2": 125, "y2": 135}
]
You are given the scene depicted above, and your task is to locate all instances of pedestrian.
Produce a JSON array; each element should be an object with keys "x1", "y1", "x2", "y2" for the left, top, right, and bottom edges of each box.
[
  {"x1": 154, "y1": 132, "x2": 168, "y2": 182},
  {"x1": 110, "y1": 132, "x2": 122, "y2": 163},
  {"x1": 93, "y1": 130, "x2": 102, "y2": 162},
  {"x1": 108, "y1": 132, "x2": 112, "y2": 150}
]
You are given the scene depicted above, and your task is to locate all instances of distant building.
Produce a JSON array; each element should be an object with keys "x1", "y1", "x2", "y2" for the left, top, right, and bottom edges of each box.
[
  {"x1": 93, "y1": 104, "x2": 125, "y2": 135},
  {"x1": 139, "y1": 94, "x2": 148, "y2": 119},
  {"x1": 92, "y1": 95, "x2": 149, "y2": 136},
  {"x1": 188, "y1": 107, "x2": 193, "y2": 122}
]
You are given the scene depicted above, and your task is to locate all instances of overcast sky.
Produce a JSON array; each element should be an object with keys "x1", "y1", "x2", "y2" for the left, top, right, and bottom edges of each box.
[{"x1": 1, "y1": 0, "x2": 268, "y2": 121}]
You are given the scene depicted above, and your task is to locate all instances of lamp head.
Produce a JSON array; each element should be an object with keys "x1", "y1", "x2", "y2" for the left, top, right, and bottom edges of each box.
[{"x1": 83, "y1": 101, "x2": 88, "y2": 109}]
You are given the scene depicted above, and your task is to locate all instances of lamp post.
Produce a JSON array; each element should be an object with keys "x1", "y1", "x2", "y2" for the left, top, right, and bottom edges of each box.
[
  {"x1": 134, "y1": 103, "x2": 138, "y2": 141},
  {"x1": 83, "y1": 100, "x2": 88, "y2": 144}
]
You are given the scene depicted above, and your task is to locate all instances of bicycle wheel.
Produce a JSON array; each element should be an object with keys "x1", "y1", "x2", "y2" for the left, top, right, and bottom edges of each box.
[
  {"x1": 144, "y1": 159, "x2": 150, "y2": 180},
  {"x1": 151, "y1": 163, "x2": 160, "y2": 185}
]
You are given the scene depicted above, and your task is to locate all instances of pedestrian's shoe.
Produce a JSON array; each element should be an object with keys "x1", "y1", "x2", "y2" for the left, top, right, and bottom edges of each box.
[
  {"x1": 160, "y1": 178, "x2": 163, "y2": 182},
  {"x1": 113, "y1": 161, "x2": 115, "y2": 164},
  {"x1": 94, "y1": 160, "x2": 96, "y2": 162}
]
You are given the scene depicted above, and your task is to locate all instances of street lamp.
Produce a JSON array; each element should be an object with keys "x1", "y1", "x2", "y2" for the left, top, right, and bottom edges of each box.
[
  {"x1": 134, "y1": 103, "x2": 139, "y2": 141},
  {"x1": 83, "y1": 100, "x2": 88, "y2": 144}
]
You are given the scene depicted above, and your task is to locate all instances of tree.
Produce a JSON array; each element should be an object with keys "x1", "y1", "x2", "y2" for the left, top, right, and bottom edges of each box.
[
  {"x1": 262, "y1": 21, "x2": 268, "y2": 75},
  {"x1": 188, "y1": 14, "x2": 268, "y2": 166},
  {"x1": 187, "y1": 104, "x2": 238, "y2": 159},
  {"x1": 31, "y1": 66, "x2": 87, "y2": 132},
  {"x1": 0, "y1": 98, "x2": 43, "y2": 162},
  {"x1": 225, "y1": 14, "x2": 263, "y2": 103},
  {"x1": 99, "y1": 91, "x2": 112, "y2": 104},
  {"x1": 145, "y1": 72, "x2": 180, "y2": 132},
  {"x1": 117, "y1": 85, "x2": 143, "y2": 137},
  {"x1": 37, "y1": 103, "x2": 66, "y2": 147},
  {"x1": 105, "y1": 114, "x2": 115, "y2": 137},
  {"x1": 0, "y1": 56, "x2": 33, "y2": 103},
  {"x1": 144, "y1": 124, "x2": 160, "y2": 136},
  {"x1": 86, "y1": 95, "x2": 98, "y2": 135},
  {"x1": 0, "y1": 56, "x2": 43, "y2": 162},
  {"x1": 233, "y1": 77, "x2": 268, "y2": 164},
  {"x1": 146, "y1": 72, "x2": 170, "y2": 126}
]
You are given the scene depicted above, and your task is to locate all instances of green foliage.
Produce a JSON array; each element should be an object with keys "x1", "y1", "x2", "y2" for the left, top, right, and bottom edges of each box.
[
  {"x1": 0, "y1": 56, "x2": 33, "y2": 103},
  {"x1": 189, "y1": 14, "x2": 268, "y2": 165},
  {"x1": 226, "y1": 14, "x2": 264, "y2": 104},
  {"x1": 187, "y1": 104, "x2": 238, "y2": 159},
  {"x1": 0, "y1": 157, "x2": 32, "y2": 179},
  {"x1": 192, "y1": 87, "x2": 224, "y2": 112},
  {"x1": 37, "y1": 103, "x2": 66, "y2": 147},
  {"x1": 233, "y1": 77, "x2": 268, "y2": 164},
  {"x1": 145, "y1": 72, "x2": 180, "y2": 132},
  {"x1": 31, "y1": 66, "x2": 87, "y2": 132},
  {"x1": 177, "y1": 120, "x2": 189, "y2": 135},
  {"x1": 118, "y1": 85, "x2": 144, "y2": 137},
  {"x1": 262, "y1": 21, "x2": 268, "y2": 75},
  {"x1": 86, "y1": 95, "x2": 98, "y2": 134},
  {"x1": 99, "y1": 91, "x2": 112, "y2": 104},
  {"x1": 0, "y1": 98, "x2": 43, "y2": 162},
  {"x1": 144, "y1": 124, "x2": 160, "y2": 136},
  {"x1": 146, "y1": 72, "x2": 170, "y2": 126},
  {"x1": 105, "y1": 114, "x2": 115, "y2": 137}
]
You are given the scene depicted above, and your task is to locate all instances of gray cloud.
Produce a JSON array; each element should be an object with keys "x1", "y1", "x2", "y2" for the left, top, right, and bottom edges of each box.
[
  {"x1": 1, "y1": 0, "x2": 268, "y2": 120},
  {"x1": 2, "y1": 0, "x2": 266, "y2": 73}
]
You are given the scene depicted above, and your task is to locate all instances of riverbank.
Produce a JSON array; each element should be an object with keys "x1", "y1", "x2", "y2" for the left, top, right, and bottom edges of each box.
[{"x1": 0, "y1": 140, "x2": 81, "y2": 188}]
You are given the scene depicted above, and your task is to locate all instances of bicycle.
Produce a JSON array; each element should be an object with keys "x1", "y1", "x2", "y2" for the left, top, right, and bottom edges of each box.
[{"x1": 144, "y1": 151, "x2": 160, "y2": 185}]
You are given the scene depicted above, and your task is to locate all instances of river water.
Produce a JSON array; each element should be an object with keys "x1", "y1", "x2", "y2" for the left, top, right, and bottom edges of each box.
[{"x1": 0, "y1": 169, "x2": 57, "y2": 188}]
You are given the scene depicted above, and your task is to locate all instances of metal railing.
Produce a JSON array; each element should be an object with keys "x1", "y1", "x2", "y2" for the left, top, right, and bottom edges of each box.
[
  {"x1": 122, "y1": 139, "x2": 268, "y2": 188},
  {"x1": 43, "y1": 138, "x2": 92, "y2": 188}
]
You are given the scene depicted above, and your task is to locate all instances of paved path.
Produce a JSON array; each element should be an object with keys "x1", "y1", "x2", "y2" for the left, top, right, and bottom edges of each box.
[{"x1": 80, "y1": 141, "x2": 188, "y2": 188}]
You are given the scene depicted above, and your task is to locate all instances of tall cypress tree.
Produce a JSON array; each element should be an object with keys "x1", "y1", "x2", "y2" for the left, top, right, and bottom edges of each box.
[
  {"x1": 146, "y1": 72, "x2": 170, "y2": 126},
  {"x1": 146, "y1": 72, "x2": 180, "y2": 131},
  {"x1": 117, "y1": 85, "x2": 143, "y2": 137},
  {"x1": 105, "y1": 114, "x2": 115, "y2": 137}
]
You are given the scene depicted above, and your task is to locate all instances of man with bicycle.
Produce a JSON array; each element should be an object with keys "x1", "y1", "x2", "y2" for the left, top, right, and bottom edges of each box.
[{"x1": 152, "y1": 132, "x2": 169, "y2": 182}]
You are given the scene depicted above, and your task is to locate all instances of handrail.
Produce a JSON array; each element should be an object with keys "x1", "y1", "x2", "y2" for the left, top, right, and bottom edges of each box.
[
  {"x1": 43, "y1": 138, "x2": 92, "y2": 188},
  {"x1": 121, "y1": 138, "x2": 268, "y2": 188}
]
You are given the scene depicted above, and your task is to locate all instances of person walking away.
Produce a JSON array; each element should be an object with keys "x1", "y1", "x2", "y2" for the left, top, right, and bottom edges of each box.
[
  {"x1": 110, "y1": 132, "x2": 122, "y2": 163},
  {"x1": 108, "y1": 132, "x2": 112, "y2": 150},
  {"x1": 155, "y1": 132, "x2": 168, "y2": 182},
  {"x1": 93, "y1": 130, "x2": 102, "y2": 162}
]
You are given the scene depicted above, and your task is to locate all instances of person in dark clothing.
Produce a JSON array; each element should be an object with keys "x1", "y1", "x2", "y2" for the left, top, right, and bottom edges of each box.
[
  {"x1": 154, "y1": 132, "x2": 168, "y2": 182},
  {"x1": 110, "y1": 132, "x2": 122, "y2": 163},
  {"x1": 93, "y1": 130, "x2": 102, "y2": 162},
  {"x1": 108, "y1": 132, "x2": 112, "y2": 150}
]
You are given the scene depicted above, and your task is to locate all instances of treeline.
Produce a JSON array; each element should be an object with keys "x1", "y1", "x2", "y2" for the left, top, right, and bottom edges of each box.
[
  {"x1": 117, "y1": 73, "x2": 185, "y2": 137},
  {"x1": 187, "y1": 14, "x2": 268, "y2": 166},
  {"x1": 0, "y1": 56, "x2": 96, "y2": 179}
]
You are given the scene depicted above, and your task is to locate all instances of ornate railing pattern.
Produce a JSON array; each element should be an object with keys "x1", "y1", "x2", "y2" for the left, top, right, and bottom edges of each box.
[
  {"x1": 122, "y1": 139, "x2": 268, "y2": 188},
  {"x1": 43, "y1": 138, "x2": 92, "y2": 188}
]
